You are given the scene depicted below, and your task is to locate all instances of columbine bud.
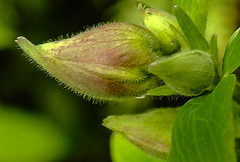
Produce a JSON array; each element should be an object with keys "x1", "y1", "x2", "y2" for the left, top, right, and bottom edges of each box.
[
  {"x1": 148, "y1": 50, "x2": 215, "y2": 96},
  {"x1": 137, "y1": 3, "x2": 182, "y2": 54},
  {"x1": 16, "y1": 23, "x2": 160, "y2": 101}
]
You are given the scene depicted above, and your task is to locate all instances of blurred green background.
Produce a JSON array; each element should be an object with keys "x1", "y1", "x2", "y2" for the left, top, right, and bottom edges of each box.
[{"x1": 0, "y1": 0, "x2": 239, "y2": 162}]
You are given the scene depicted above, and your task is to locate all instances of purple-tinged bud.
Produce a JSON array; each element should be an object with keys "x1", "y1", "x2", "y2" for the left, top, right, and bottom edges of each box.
[{"x1": 16, "y1": 23, "x2": 159, "y2": 101}]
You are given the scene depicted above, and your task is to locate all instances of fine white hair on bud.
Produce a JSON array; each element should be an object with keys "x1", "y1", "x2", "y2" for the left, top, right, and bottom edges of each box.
[
  {"x1": 148, "y1": 50, "x2": 216, "y2": 96},
  {"x1": 16, "y1": 23, "x2": 161, "y2": 101}
]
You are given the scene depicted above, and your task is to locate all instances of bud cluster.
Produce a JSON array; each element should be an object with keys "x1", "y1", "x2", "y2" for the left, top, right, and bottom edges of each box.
[
  {"x1": 16, "y1": 23, "x2": 159, "y2": 101},
  {"x1": 16, "y1": 2, "x2": 219, "y2": 101}
]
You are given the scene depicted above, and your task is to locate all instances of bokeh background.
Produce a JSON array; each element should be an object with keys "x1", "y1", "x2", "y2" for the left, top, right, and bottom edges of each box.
[{"x1": 0, "y1": 0, "x2": 239, "y2": 162}]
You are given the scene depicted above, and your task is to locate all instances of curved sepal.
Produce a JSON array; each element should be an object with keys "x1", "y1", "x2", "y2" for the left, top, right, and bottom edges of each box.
[{"x1": 148, "y1": 50, "x2": 215, "y2": 96}]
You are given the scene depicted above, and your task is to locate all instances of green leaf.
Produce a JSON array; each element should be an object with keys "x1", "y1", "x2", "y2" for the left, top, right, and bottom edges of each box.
[
  {"x1": 110, "y1": 133, "x2": 163, "y2": 162},
  {"x1": 146, "y1": 85, "x2": 179, "y2": 96},
  {"x1": 103, "y1": 108, "x2": 178, "y2": 160},
  {"x1": 168, "y1": 74, "x2": 237, "y2": 162},
  {"x1": 173, "y1": 6, "x2": 209, "y2": 51},
  {"x1": 223, "y1": 27, "x2": 240, "y2": 76},
  {"x1": 172, "y1": 0, "x2": 208, "y2": 35}
]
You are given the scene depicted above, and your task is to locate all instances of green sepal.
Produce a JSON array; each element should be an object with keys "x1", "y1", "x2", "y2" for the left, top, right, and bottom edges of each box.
[
  {"x1": 209, "y1": 34, "x2": 221, "y2": 85},
  {"x1": 173, "y1": 6, "x2": 209, "y2": 51},
  {"x1": 148, "y1": 50, "x2": 215, "y2": 96},
  {"x1": 172, "y1": 0, "x2": 208, "y2": 35},
  {"x1": 146, "y1": 85, "x2": 179, "y2": 96},
  {"x1": 169, "y1": 24, "x2": 188, "y2": 51},
  {"x1": 103, "y1": 108, "x2": 178, "y2": 160},
  {"x1": 209, "y1": 34, "x2": 219, "y2": 68},
  {"x1": 222, "y1": 27, "x2": 240, "y2": 76}
]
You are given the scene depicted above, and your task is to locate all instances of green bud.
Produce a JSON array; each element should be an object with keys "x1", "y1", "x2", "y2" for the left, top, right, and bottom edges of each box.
[
  {"x1": 148, "y1": 50, "x2": 215, "y2": 96},
  {"x1": 103, "y1": 108, "x2": 178, "y2": 159},
  {"x1": 138, "y1": 3, "x2": 182, "y2": 54},
  {"x1": 16, "y1": 23, "x2": 159, "y2": 101}
]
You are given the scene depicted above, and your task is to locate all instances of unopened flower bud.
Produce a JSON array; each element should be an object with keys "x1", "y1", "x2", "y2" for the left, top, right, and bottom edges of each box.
[
  {"x1": 148, "y1": 50, "x2": 216, "y2": 96},
  {"x1": 16, "y1": 23, "x2": 159, "y2": 101},
  {"x1": 138, "y1": 3, "x2": 183, "y2": 54}
]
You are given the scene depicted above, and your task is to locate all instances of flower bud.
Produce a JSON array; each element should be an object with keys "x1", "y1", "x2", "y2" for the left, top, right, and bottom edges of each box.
[
  {"x1": 104, "y1": 108, "x2": 178, "y2": 159},
  {"x1": 16, "y1": 23, "x2": 160, "y2": 101},
  {"x1": 138, "y1": 3, "x2": 182, "y2": 54},
  {"x1": 148, "y1": 50, "x2": 215, "y2": 96}
]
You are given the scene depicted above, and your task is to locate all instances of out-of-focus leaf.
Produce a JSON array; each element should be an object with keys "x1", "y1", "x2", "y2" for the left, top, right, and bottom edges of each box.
[
  {"x1": 103, "y1": 108, "x2": 178, "y2": 159},
  {"x1": 105, "y1": 0, "x2": 172, "y2": 25},
  {"x1": 172, "y1": 0, "x2": 208, "y2": 35},
  {"x1": 0, "y1": 0, "x2": 48, "y2": 49},
  {"x1": 168, "y1": 75, "x2": 236, "y2": 162},
  {"x1": 0, "y1": 20, "x2": 16, "y2": 49},
  {"x1": 223, "y1": 27, "x2": 240, "y2": 76},
  {"x1": 173, "y1": 6, "x2": 209, "y2": 51},
  {"x1": 0, "y1": 105, "x2": 69, "y2": 162},
  {"x1": 0, "y1": 0, "x2": 17, "y2": 49},
  {"x1": 206, "y1": 0, "x2": 239, "y2": 60},
  {"x1": 110, "y1": 133, "x2": 163, "y2": 162}
]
